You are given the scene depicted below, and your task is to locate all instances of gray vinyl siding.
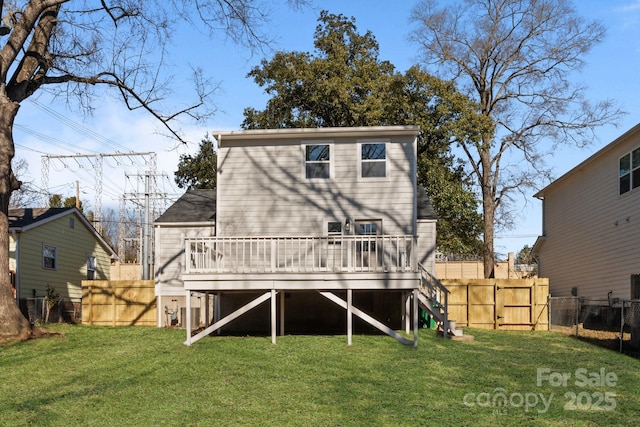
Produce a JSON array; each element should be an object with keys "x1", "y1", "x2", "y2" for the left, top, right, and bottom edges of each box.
[
  {"x1": 15, "y1": 215, "x2": 111, "y2": 300},
  {"x1": 539, "y1": 132, "x2": 640, "y2": 300},
  {"x1": 216, "y1": 136, "x2": 417, "y2": 237},
  {"x1": 416, "y1": 219, "x2": 437, "y2": 273},
  {"x1": 154, "y1": 224, "x2": 214, "y2": 292}
]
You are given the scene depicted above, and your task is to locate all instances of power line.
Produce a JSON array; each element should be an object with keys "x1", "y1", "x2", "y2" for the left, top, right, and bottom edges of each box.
[{"x1": 41, "y1": 152, "x2": 158, "y2": 232}]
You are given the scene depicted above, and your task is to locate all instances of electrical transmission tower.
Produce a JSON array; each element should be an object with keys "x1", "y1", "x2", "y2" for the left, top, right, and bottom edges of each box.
[
  {"x1": 123, "y1": 171, "x2": 170, "y2": 279},
  {"x1": 41, "y1": 152, "x2": 157, "y2": 232}
]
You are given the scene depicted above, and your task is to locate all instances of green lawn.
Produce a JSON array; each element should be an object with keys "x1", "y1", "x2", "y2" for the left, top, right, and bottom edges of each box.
[{"x1": 1, "y1": 325, "x2": 639, "y2": 426}]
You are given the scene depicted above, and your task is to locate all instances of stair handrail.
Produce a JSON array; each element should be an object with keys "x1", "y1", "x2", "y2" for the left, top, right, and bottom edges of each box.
[{"x1": 418, "y1": 263, "x2": 450, "y2": 338}]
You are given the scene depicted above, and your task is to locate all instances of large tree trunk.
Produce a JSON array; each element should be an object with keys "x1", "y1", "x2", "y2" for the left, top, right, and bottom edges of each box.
[
  {"x1": 480, "y1": 147, "x2": 495, "y2": 279},
  {"x1": 0, "y1": 97, "x2": 31, "y2": 340}
]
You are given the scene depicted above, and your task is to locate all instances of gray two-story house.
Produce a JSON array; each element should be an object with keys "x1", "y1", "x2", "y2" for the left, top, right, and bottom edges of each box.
[{"x1": 155, "y1": 126, "x2": 455, "y2": 345}]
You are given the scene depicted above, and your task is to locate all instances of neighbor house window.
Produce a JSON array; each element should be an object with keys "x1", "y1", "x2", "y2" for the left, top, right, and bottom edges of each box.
[
  {"x1": 360, "y1": 143, "x2": 386, "y2": 178},
  {"x1": 304, "y1": 144, "x2": 331, "y2": 179},
  {"x1": 619, "y1": 147, "x2": 640, "y2": 195},
  {"x1": 43, "y1": 244, "x2": 57, "y2": 270},
  {"x1": 87, "y1": 255, "x2": 96, "y2": 280}
]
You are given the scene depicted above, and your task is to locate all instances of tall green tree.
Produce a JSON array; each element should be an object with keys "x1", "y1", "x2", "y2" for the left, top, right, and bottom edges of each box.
[
  {"x1": 410, "y1": 0, "x2": 623, "y2": 277},
  {"x1": 48, "y1": 194, "x2": 83, "y2": 212},
  {"x1": 0, "y1": 0, "x2": 309, "y2": 340},
  {"x1": 243, "y1": 11, "x2": 491, "y2": 255},
  {"x1": 175, "y1": 136, "x2": 218, "y2": 190}
]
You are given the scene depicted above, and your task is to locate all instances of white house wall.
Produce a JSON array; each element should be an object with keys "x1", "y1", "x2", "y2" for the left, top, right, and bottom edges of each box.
[
  {"x1": 216, "y1": 136, "x2": 417, "y2": 237},
  {"x1": 539, "y1": 129, "x2": 640, "y2": 300},
  {"x1": 154, "y1": 224, "x2": 214, "y2": 294}
]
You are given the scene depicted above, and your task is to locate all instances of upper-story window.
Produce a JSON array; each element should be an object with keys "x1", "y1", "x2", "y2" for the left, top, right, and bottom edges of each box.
[
  {"x1": 304, "y1": 144, "x2": 331, "y2": 179},
  {"x1": 360, "y1": 142, "x2": 386, "y2": 178},
  {"x1": 619, "y1": 147, "x2": 640, "y2": 195}
]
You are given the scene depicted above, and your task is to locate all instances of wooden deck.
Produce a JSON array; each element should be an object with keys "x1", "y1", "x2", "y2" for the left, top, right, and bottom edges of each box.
[{"x1": 183, "y1": 235, "x2": 419, "y2": 291}]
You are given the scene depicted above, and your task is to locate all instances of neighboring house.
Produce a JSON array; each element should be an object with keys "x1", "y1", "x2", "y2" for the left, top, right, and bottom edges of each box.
[
  {"x1": 533, "y1": 123, "x2": 640, "y2": 300},
  {"x1": 9, "y1": 207, "x2": 116, "y2": 314},
  {"x1": 154, "y1": 126, "x2": 453, "y2": 345}
]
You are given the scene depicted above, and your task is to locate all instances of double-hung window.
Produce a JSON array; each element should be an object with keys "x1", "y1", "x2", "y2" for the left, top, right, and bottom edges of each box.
[
  {"x1": 360, "y1": 142, "x2": 386, "y2": 178},
  {"x1": 43, "y1": 244, "x2": 57, "y2": 270},
  {"x1": 619, "y1": 147, "x2": 640, "y2": 195},
  {"x1": 304, "y1": 144, "x2": 331, "y2": 179},
  {"x1": 87, "y1": 255, "x2": 96, "y2": 280}
]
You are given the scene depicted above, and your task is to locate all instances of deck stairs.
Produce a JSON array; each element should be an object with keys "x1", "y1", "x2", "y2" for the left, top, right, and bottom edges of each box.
[{"x1": 417, "y1": 264, "x2": 466, "y2": 339}]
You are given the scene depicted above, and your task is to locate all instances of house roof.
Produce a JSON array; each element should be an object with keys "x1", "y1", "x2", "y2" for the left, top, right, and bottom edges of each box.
[
  {"x1": 155, "y1": 187, "x2": 435, "y2": 224},
  {"x1": 9, "y1": 207, "x2": 117, "y2": 258},
  {"x1": 417, "y1": 186, "x2": 438, "y2": 220},
  {"x1": 214, "y1": 126, "x2": 420, "y2": 146},
  {"x1": 9, "y1": 207, "x2": 74, "y2": 229},
  {"x1": 154, "y1": 189, "x2": 216, "y2": 224},
  {"x1": 534, "y1": 122, "x2": 640, "y2": 198}
]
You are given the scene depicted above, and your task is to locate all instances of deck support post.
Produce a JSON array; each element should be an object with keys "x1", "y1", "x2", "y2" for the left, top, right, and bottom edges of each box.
[
  {"x1": 204, "y1": 292, "x2": 210, "y2": 328},
  {"x1": 318, "y1": 291, "x2": 413, "y2": 346},
  {"x1": 347, "y1": 289, "x2": 353, "y2": 346},
  {"x1": 404, "y1": 291, "x2": 411, "y2": 334},
  {"x1": 413, "y1": 289, "x2": 418, "y2": 346},
  {"x1": 185, "y1": 290, "x2": 192, "y2": 346},
  {"x1": 185, "y1": 291, "x2": 272, "y2": 346},
  {"x1": 271, "y1": 289, "x2": 277, "y2": 344}
]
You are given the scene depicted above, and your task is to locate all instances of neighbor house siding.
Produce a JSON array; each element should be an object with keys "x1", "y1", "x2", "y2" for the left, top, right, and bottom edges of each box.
[
  {"x1": 539, "y1": 128, "x2": 640, "y2": 300},
  {"x1": 216, "y1": 135, "x2": 417, "y2": 237},
  {"x1": 17, "y1": 215, "x2": 111, "y2": 300}
]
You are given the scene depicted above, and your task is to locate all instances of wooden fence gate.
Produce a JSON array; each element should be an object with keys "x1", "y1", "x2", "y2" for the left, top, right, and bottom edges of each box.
[
  {"x1": 82, "y1": 280, "x2": 156, "y2": 326},
  {"x1": 441, "y1": 278, "x2": 549, "y2": 330}
]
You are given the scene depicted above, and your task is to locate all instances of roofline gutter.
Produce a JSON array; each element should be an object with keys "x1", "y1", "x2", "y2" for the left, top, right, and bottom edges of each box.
[{"x1": 214, "y1": 126, "x2": 421, "y2": 146}]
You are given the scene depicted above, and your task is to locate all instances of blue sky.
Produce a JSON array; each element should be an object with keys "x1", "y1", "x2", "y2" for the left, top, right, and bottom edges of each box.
[{"x1": 13, "y1": 0, "x2": 640, "y2": 257}]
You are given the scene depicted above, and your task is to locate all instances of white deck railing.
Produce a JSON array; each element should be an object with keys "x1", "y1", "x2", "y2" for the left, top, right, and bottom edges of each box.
[{"x1": 185, "y1": 235, "x2": 417, "y2": 274}]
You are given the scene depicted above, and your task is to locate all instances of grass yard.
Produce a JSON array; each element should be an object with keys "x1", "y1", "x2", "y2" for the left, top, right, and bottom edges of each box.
[{"x1": 1, "y1": 326, "x2": 639, "y2": 426}]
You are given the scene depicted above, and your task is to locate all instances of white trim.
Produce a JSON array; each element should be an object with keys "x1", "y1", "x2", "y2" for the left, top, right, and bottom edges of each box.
[
  {"x1": 214, "y1": 126, "x2": 420, "y2": 145},
  {"x1": 357, "y1": 140, "x2": 389, "y2": 181},
  {"x1": 302, "y1": 142, "x2": 334, "y2": 180}
]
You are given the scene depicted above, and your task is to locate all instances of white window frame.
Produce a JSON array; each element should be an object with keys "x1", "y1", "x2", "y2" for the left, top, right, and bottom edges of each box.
[
  {"x1": 619, "y1": 147, "x2": 640, "y2": 195},
  {"x1": 327, "y1": 221, "x2": 343, "y2": 236},
  {"x1": 87, "y1": 255, "x2": 96, "y2": 280},
  {"x1": 303, "y1": 142, "x2": 333, "y2": 180},
  {"x1": 358, "y1": 140, "x2": 388, "y2": 180},
  {"x1": 43, "y1": 244, "x2": 57, "y2": 270}
]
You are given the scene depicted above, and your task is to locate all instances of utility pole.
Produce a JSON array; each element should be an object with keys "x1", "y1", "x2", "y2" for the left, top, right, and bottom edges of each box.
[
  {"x1": 143, "y1": 173, "x2": 150, "y2": 280},
  {"x1": 125, "y1": 170, "x2": 170, "y2": 280}
]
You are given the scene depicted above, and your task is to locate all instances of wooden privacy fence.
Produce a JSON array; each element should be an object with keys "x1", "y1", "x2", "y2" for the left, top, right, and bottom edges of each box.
[
  {"x1": 441, "y1": 278, "x2": 549, "y2": 330},
  {"x1": 82, "y1": 280, "x2": 156, "y2": 326}
]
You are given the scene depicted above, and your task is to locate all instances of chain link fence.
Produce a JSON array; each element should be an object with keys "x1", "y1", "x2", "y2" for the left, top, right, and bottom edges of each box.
[
  {"x1": 23, "y1": 297, "x2": 82, "y2": 324},
  {"x1": 549, "y1": 296, "x2": 640, "y2": 353}
]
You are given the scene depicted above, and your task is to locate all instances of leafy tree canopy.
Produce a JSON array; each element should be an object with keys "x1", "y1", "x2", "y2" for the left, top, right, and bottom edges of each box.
[
  {"x1": 410, "y1": 0, "x2": 623, "y2": 277},
  {"x1": 175, "y1": 136, "x2": 218, "y2": 190},
  {"x1": 242, "y1": 11, "x2": 491, "y2": 255}
]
